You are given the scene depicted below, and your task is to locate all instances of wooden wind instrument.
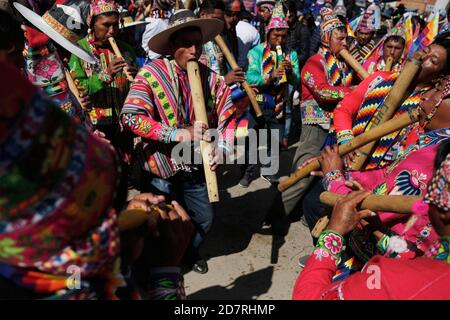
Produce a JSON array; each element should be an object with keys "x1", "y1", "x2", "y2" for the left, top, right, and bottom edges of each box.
[
  {"x1": 310, "y1": 192, "x2": 421, "y2": 237},
  {"x1": 214, "y1": 35, "x2": 263, "y2": 118},
  {"x1": 383, "y1": 56, "x2": 394, "y2": 72},
  {"x1": 320, "y1": 192, "x2": 421, "y2": 214},
  {"x1": 184, "y1": 0, "x2": 193, "y2": 9},
  {"x1": 277, "y1": 108, "x2": 420, "y2": 192},
  {"x1": 64, "y1": 67, "x2": 87, "y2": 110},
  {"x1": 349, "y1": 52, "x2": 422, "y2": 170},
  {"x1": 186, "y1": 60, "x2": 220, "y2": 202},
  {"x1": 118, "y1": 204, "x2": 174, "y2": 232},
  {"x1": 339, "y1": 49, "x2": 370, "y2": 80},
  {"x1": 108, "y1": 37, "x2": 134, "y2": 82}
]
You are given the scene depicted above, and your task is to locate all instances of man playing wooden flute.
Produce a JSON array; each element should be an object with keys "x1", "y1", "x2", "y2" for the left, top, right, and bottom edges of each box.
[
  {"x1": 349, "y1": 2, "x2": 377, "y2": 65},
  {"x1": 362, "y1": 30, "x2": 406, "y2": 75},
  {"x1": 69, "y1": 0, "x2": 138, "y2": 144},
  {"x1": 244, "y1": 1, "x2": 300, "y2": 186},
  {"x1": 265, "y1": 7, "x2": 352, "y2": 235},
  {"x1": 120, "y1": 9, "x2": 240, "y2": 274}
]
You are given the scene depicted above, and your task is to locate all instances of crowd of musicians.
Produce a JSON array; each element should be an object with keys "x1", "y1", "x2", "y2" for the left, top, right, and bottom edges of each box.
[{"x1": 0, "y1": 0, "x2": 449, "y2": 299}]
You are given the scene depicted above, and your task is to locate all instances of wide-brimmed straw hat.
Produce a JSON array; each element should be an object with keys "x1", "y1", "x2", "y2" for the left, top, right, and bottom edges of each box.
[{"x1": 148, "y1": 9, "x2": 223, "y2": 56}]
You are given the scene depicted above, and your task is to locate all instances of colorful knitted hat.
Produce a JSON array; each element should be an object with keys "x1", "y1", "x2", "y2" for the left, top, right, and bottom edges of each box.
[
  {"x1": 320, "y1": 7, "x2": 345, "y2": 47},
  {"x1": 90, "y1": 0, "x2": 119, "y2": 18},
  {"x1": 266, "y1": 1, "x2": 288, "y2": 32},
  {"x1": 357, "y1": 2, "x2": 379, "y2": 33},
  {"x1": 0, "y1": 61, "x2": 120, "y2": 276},
  {"x1": 387, "y1": 26, "x2": 406, "y2": 39},
  {"x1": 333, "y1": 0, "x2": 347, "y2": 17},
  {"x1": 424, "y1": 151, "x2": 450, "y2": 212}
]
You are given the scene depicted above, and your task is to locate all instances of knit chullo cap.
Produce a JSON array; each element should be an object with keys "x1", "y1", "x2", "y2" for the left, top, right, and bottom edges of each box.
[
  {"x1": 266, "y1": 1, "x2": 288, "y2": 32},
  {"x1": 320, "y1": 7, "x2": 345, "y2": 47},
  {"x1": 357, "y1": 3, "x2": 378, "y2": 33},
  {"x1": 0, "y1": 61, "x2": 120, "y2": 276},
  {"x1": 90, "y1": 0, "x2": 119, "y2": 17},
  {"x1": 333, "y1": 0, "x2": 347, "y2": 17}
]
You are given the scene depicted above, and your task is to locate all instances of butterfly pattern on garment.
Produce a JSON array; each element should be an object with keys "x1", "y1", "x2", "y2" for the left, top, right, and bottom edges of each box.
[{"x1": 390, "y1": 170, "x2": 428, "y2": 196}]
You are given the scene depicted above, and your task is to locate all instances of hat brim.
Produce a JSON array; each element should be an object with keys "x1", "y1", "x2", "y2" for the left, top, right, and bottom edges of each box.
[
  {"x1": 148, "y1": 18, "x2": 224, "y2": 56},
  {"x1": 120, "y1": 20, "x2": 149, "y2": 29},
  {"x1": 13, "y1": 2, "x2": 96, "y2": 65}
]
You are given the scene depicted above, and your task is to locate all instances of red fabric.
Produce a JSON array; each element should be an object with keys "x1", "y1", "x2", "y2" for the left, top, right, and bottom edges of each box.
[
  {"x1": 301, "y1": 54, "x2": 353, "y2": 108},
  {"x1": 333, "y1": 71, "x2": 391, "y2": 134},
  {"x1": 292, "y1": 251, "x2": 450, "y2": 300},
  {"x1": 24, "y1": 26, "x2": 50, "y2": 48}
]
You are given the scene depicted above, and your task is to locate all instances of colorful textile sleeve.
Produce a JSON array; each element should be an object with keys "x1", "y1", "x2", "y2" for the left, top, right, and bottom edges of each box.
[
  {"x1": 291, "y1": 230, "x2": 345, "y2": 300},
  {"x1": 68, "y1": 54, "x2": 109, "y2": 96},
  {"x1": 322, "y1": 170, "x2": 345, "y2": 191},
  {"x1": 301, "y1": 56, "x2": 353, "y2": 106},
  {"x1": 212, "y1": 72, "x2": 237, "y2": 155},
  {"x1": 246, "y1": 45, "x2": 272, "y2": 87},
  {"x1": 148, "y1": 267, "x2": 185, "y2": 300},
  {"x1": 333, "y1": 72, "x2": 390, "y2": 136},
  {"x1": 336, "y1": 130, "x2": 354, "y2": 145},
  {"x1": 287, "y1": 50, "x2": 300, "y2": 87},
  {"x1": 121, "y1": 75, "x2": 176, "y2": 143}
]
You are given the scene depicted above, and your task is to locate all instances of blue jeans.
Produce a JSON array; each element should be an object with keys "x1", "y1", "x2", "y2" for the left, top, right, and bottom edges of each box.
[
  {"x1": 144, "y1": 170, "x2": 214, "y2": 252},
  {"x1": 302, "y1": 178, "x2": 327, "y2": 232}
]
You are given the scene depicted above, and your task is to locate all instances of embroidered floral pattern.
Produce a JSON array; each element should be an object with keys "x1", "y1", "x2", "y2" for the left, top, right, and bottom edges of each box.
[
  {"x1": 316, "y1": 230, "x2": 345, "y2": 266},
  {"x1": 35, "y1": 59, "x2": 59, "y2": 81},
  {"x1": 393, "y1": 170, "x2": 428, "y2": 196},
  {"x1": 323, "y1": 233, "x2": 344, "y2": 255}
]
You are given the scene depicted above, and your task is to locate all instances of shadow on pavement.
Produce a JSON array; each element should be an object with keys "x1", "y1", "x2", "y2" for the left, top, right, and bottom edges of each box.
[{"x1": 187, "y1": 266, "x2": 274, "y2": 300}]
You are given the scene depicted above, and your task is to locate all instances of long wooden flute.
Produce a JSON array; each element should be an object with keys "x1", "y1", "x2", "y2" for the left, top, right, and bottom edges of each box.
[
  {"x1": 108, "y1": 37, "x2": 134, "y2": 82},
  {"x1": 186, "y1": 60, "x2": 220, "y2": 202},
  {"x1": 214, "y1": 35, "x2": 263, "y2": 118},
  {"x1": 383, "y1": 56, "x2": 394, "y2": 72},
  {"x1": 350, "y1": 52, "x2": 422, "y2": 170},
  {"x1": 64, "y1": 67, "x2": 86, "y2": 110},
  {"x1": 320, "y1": 192, "x2": 421, "y2": 214},
  {"x1": 310, "y1": 192, "x2": 422, "y2": 237},
  {"x1": 118, "y1": 204, "x2": 174, "y2": 232},
  {"x1": 339, "y1": 49, "x2": 370, "y2": 80},
  {"x1": 277, "y1": 107, "x2": 420, "y2": 192}
]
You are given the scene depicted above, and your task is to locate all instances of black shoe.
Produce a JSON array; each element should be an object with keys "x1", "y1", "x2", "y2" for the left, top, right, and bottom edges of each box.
[
  {"x1": 238, "y1": 173, "x2": 253, "y2": 188},
  {"x1": 260, "y1": 174, "x2": 279, "y2": 184},
  {"x1": 298, "y1": 255, "x2": 310, "y2": 268},
  {"x1": 192, "y1": 259, "x2": 208, "y2": 274}
]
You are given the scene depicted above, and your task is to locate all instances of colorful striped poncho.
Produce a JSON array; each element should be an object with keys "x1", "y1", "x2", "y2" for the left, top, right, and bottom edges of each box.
[
  {"x1": 349, "y1": 38, "x2": 375, "y2": 65},
  {"x1": 246, "y1": 42, "x2": 300, "y2": 120},
  {"x1": 332, "y1": 71, "x2": 429, "y2": 169},
  {"x1": 299, "y1": 47, "x2": 353, "y2": 130},
  {"x1": 121, "y1": 58, "x2": 240, "y2": 179}
]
